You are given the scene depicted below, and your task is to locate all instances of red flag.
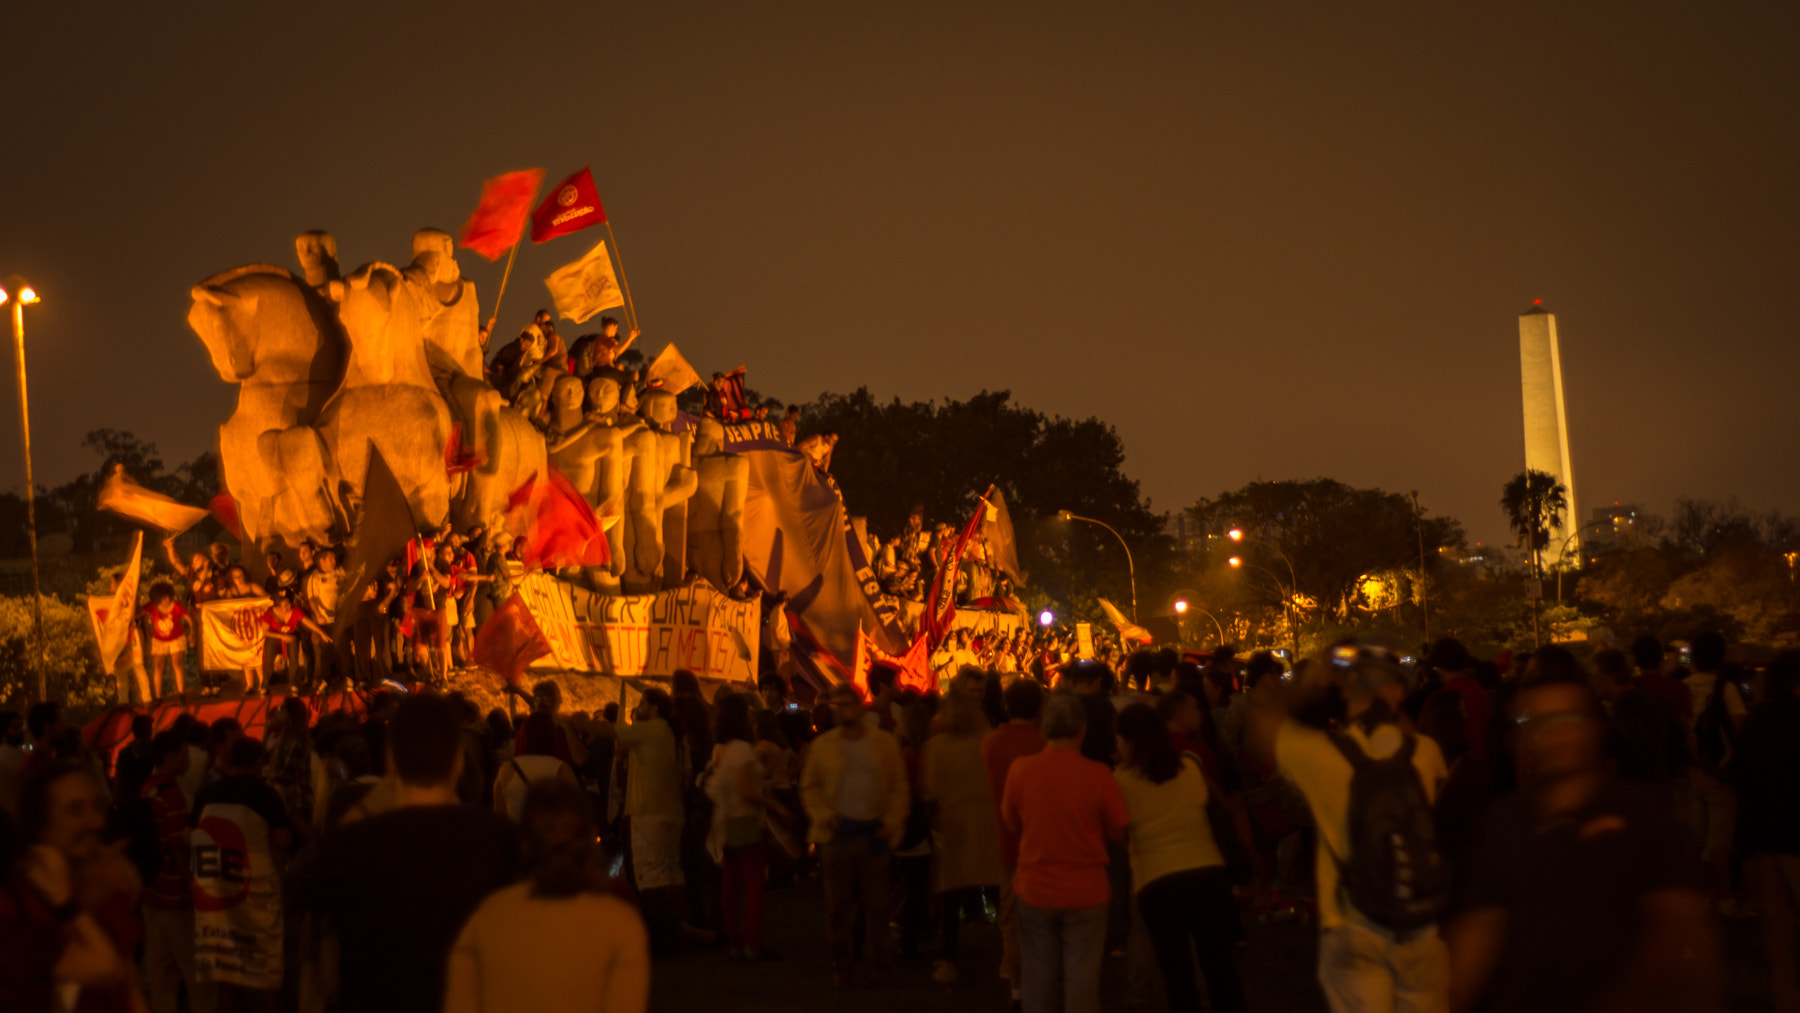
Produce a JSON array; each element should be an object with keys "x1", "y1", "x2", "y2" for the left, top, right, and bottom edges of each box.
[
  {"x1": 504, "y1": 467, "x2": 610, "y2": 569},
  {"x1": 924, "y1": 489, "x2": 989, "y2": 649},
  {"x1": 866, "y1": 630, "x2": 936, "y2": 693},
  {"x1": 208, "y1": 492, "x2": 243, "y2": 542},
  {"x1": 473, "y1": 592, "x2": 552, "y2": 688},
  {"x1": 459, "y1": 169, "x2": 545, "y2": 261},
  {"x1": 530, "y1": 167, "x2": 608, "y2": 244}
]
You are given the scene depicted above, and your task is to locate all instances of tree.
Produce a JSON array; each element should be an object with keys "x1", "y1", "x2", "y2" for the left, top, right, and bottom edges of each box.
[
  {"x1": 1500, "y1": 469, "x2": 1567, "y2": 579},
  {"x1": 1185, "y1": 479, "x2": 1464, "y2": 622},
  {"x1": 800, "y1": 388, "x2": 1172, "y2": 622}
]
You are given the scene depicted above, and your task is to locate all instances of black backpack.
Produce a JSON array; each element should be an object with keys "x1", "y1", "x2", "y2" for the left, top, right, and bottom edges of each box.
[
  {"x1": 1322, "y1": 732, "x2": 1447, "y2": 932},
  {"x1": 1694, "y1": 676, "x2": 1741, "y2": 781}
]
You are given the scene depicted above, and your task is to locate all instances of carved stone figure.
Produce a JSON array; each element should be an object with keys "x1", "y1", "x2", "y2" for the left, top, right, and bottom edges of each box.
[
  {"x1": 316, "y1": 262, "x2": 453, "y2": 528},
  {"x1": 687, "y1": 417, "x2": 747, "y2": 592},
  {"x1": 580, "y1": 371, "x2": 647, "y2": 584},
  {"x1": 404, "y1": 228, "x2": 548, "y2": 532},
  {"x1": 295, "y1": 231, "x2": 341, "y2": 295},
  {"x1": 624, "y1": 388, "x2": 697, "y2": 593},
  {"x1": 187, "y1": 263, "x2": 346, "y2": 548}
]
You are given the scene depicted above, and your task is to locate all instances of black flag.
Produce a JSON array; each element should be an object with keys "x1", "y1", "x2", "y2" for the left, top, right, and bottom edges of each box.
[{"x1": 333, "y1": 447, "x2": 419, "y2": 640}]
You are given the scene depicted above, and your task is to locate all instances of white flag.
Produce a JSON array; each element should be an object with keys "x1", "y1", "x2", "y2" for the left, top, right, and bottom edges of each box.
[
  {"x1": 544, "y1": 239, "x2": 625, "y2": 324},
  {"x1": 646, "y1": 344, "x2": 701, "y2": 395},
  {"x1": 87, "y1": 532, "x2": 144, "y2": 670}
]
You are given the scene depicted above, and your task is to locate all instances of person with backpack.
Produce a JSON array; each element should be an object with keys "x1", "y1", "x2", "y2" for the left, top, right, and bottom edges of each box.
[
  {"x1": 492, "y1": 713, "x2": 581, "y2": 822},
  {"x1": 1686, "y1": 630, "x2": 1751, "y2": 917},
  {"x1": 1250, "y1": 644, "x2": 1450, "y2": 1013},
  {"x1": 1447, "y1": 659, "x2": 1721, "y2": 1013}
]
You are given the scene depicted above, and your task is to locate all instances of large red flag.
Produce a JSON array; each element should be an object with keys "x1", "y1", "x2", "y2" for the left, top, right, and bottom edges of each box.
[
  {"x1": 530, "y1": 167, "x2": 607, "y2": 244},
  {"x1": 924, "y1": 488, "x2": 990, "y2": 649},
  {"x1": 473, "y1": 592, "x2": 552, "y2": 689},
  {"x1": 503, "y1": 467, "x2": 610, "y2": 569},
  {"x1": 459, "y1": 169, "x2": 545, "y2": 261}
]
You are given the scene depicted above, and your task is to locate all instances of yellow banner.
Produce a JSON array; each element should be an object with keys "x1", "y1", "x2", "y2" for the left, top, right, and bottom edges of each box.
[{"x1": 515, "y1": 573, "x2": 759, "y2": 682}]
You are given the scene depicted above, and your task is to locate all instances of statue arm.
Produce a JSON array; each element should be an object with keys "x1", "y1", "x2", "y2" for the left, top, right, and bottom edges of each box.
[{"x1": 547, "y1": 424, "x2": 597, "y2": 455}]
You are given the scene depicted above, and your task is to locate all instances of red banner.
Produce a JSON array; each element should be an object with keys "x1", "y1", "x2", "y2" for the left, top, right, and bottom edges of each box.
[{"x1": 531, "y1": 166, "x2": 607, "y2": 243}]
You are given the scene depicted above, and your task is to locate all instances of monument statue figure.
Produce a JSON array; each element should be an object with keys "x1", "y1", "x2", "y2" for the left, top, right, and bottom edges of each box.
[
  {"x1": 317, "y1": 261, "x2": 453, "y2": 528},
  {"x1": 687, "y1": 417, "x2": 747, "y2": 593},
  {"x1": 187, "y1": 262, "x2": 346, "y2": 548},
  {"x1": 624, "y1": 388, "x2": 698, "y2": 593}
]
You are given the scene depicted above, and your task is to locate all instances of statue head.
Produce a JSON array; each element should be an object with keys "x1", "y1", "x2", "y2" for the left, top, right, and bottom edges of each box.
[
  {"x1": 552, "y1": 373, "x2": 586, "y2": 415},
  {"x1": 586, "y1": 372, "x2": 623, "y2": 416},
  {"x1": 410, "y1": 229, "x2": 460, "y2": 286},
  {"x1": 694, "y1": 417, "x2": 725, "y2": 456},
  {"x1": 295, "y1": 231, "x2": 340, "y2": 287},
  {"x1": 638, "y1": 388, "x2": 679, "y2": 430}
]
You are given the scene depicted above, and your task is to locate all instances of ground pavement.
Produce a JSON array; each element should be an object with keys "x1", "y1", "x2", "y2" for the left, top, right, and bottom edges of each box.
[{"x1": 650, "y1": 877, "x2": 1777, "y2": 1012}]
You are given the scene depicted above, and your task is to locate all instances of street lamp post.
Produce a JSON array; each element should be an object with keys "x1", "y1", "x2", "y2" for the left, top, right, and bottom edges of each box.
[
  {"x1": 1228, "y1": 527, "x2": 1300, "y2": 646},
  {"x1": 1552, "y1": 519, "x2": 1612, "y2": 603},
  {"x1": 1, "y1": 278, "x2": 45, "y2": 703},
  {"x1": 1230, "y1": 555, "x2": 1299, "y2": 659},
  {"x1": 1057, "y1": 510, "x2": 1137, "y2": 622},
  {"x1": 1173, "y1": 598, "x2": 1225, "y2": 645}
]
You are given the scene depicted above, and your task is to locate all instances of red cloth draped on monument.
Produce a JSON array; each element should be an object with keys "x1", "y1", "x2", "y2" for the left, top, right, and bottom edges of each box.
[
  {"x1": 444, "y1": 422, "x2": 485, "y2": 477},
  {"x1": 458, "y1": 168, "x2": 545, "y2": 261},
  {"x1": 924, "y1": 489, "x2": 990, "y2": 649},
  {"x1": 473, "y1": 592, "x2": 552, "y2": 688},
  {"x1": 530, "y1": 166, "x2": 607, "y2": 243},
  {"x1": 503, "y1": 467, "x2": 610, "y2": 569}
]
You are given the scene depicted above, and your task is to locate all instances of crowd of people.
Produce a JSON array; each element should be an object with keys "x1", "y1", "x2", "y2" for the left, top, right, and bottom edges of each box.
[{"x1": 4, "y1": 623, "x2": 1795, "y2": 1012}]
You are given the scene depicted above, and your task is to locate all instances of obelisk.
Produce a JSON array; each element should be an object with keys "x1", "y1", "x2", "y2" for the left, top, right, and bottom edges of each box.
[{"x1": 1519, "y1": 302, "x2": 1578, "y2": 565}]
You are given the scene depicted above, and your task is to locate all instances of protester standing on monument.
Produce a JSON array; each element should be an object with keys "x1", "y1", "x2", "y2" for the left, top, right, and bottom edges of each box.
[{"x1": 302, "y1": 547, "x2": 345, "y2": 688}]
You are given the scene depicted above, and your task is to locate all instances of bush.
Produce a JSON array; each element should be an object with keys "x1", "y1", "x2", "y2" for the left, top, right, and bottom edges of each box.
[{"x1": 0, "y1": 593, "x2": 110, "y2": 710}]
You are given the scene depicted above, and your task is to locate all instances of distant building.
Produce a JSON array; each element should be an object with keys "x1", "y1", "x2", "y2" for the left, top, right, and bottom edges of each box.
[
  {"x1": 1519, "y1": 303, "x2": 1580, "y2": 566},
  {"x1": 1582, "y1": 503, "x2": 1641, "y2": 555}
]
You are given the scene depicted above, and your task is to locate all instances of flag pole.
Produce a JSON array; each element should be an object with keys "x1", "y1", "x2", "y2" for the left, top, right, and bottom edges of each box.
[
  {"x1": 603, "y1": 220, "x2": 640, "y2": 334},
  {"x1": 484, "y1": 241, "x2": 522, "y2": 341}
]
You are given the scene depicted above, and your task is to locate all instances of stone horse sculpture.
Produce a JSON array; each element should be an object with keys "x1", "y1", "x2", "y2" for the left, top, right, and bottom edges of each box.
[
  {"x1": 187, "y1": 264, "x2": 345, "y2": 549},
  {"x1": 316, "y1": 261, "x2": 453, "y2": 528}
]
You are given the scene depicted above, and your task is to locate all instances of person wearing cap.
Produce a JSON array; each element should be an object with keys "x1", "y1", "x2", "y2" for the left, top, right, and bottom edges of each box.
[{"x1": 1248, "y1": 645, "x2": 1450, "y2": 1013}]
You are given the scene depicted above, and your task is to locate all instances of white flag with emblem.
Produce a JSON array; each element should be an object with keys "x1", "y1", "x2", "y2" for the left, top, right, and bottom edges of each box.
[{"x1": 544, "y1": 239, "x2": 625, "y2": 324}]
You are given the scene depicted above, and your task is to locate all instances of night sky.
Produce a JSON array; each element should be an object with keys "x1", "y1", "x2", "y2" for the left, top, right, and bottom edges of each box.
[{"x1": 3, "y1": 2, "x2": 1795, "y2": 547}]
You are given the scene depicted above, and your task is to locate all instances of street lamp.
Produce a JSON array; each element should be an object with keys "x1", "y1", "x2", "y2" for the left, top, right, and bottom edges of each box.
[
  {"x1": 1037, "y1": 609, "x2": 1055, "y2": 628},
  {"x1": 1551, "y1": 519, "x2": 1613, "y2": 603},
  {"x1": 1171, "y1": 596, "x2": 1225, "y2": 645},
  {"x1": 0, "y1": 277, "x2": 45, "y2": 703},
  {"x1": 1056, "y1": 509, "x2": 1137, "y2": 622},
  {"x1": 1228, "y1": 555, "x2": 1298, "y2": 658}
]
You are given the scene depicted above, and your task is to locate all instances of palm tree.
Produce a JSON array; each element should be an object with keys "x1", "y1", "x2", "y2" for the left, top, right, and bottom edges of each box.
[{"x1": 1500, "y1": 469, "x2": 1568, "y2": 579}]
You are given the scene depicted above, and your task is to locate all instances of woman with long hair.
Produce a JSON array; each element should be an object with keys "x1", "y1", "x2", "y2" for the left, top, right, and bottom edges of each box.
[
  {"x1": 444, "y1": 780, "x2": 648, "y2": 1013},
  {"x1": 704, "y1": 694, "x2": 787, "y2": 960},
  {"x1": 1113, "y1": 702, "x2": 1247, "y2": 1013},
  {"x1": 922, "y1": 686, "x2": 1001, "y2": 984}
]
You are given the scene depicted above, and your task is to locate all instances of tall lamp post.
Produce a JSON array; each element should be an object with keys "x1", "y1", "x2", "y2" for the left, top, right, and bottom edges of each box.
[
  {"x1": 1172, "y1": 597, "x2": 1225, "y2": 645},
  {"x1": 1551, "y1": 519, "x2": 1612, "y2": 603},
  {"x1": 1228, "y1": 527, "x2": 1300, "y2": 646},
  {"x1": 1230, "y1": 555, "x2": 1299, "y2": 659},
  {"x1": 1, "y1": 278, "x2": 45, "y2": 703},
  {"x1": 1057, "y1": 510, "x2": 1137, "y2": 622}
]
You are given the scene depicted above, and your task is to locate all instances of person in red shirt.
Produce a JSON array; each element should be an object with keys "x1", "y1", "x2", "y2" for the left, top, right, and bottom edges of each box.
[
  {"x1": 138, "y1": 731, "x2": 215, "y2": 1013},
  {"x1": 143, "y1": 582, "x2": 189, "y2": 698},
  {"x1": 1001, "y1": 694, "x2": 1129, "y2": 1013},
  {"x1": 982, "y1": 678, "x2": 1047, "y2": 1006},
  {"x1": 1630, "y1": 634, "x2": 1693, "y2": 724},
  {"x1": 261, "y1": 587, "x2": 328, "y2": 696},
  {"x1": 1428, "y1": 638, "x2": 1492, "y2": 763}
]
